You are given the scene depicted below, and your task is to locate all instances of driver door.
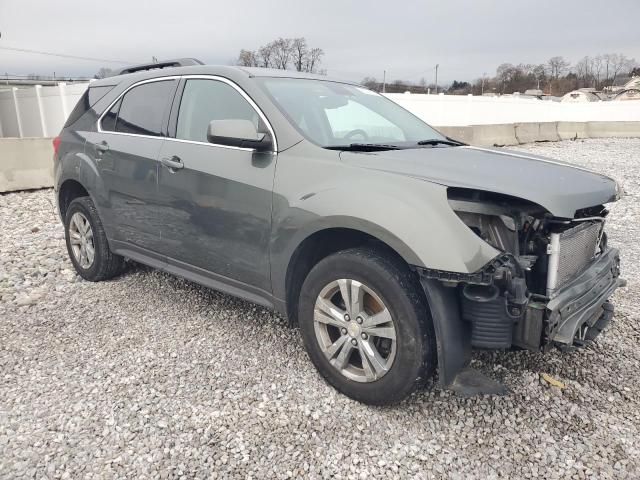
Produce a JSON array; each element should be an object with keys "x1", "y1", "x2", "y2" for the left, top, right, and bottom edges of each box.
[{"x1": 155, "y1": 78, "x2": 276, "y2": 294}]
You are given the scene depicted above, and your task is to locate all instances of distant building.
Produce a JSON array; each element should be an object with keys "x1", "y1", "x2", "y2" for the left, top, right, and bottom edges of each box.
[
  {"x1": 624, "y1": 77, "x2": 640, "y2": 90},
  {"x1": 613, "y1": 88, "x2": 640, "y2": 101},
  {"x1": 561, "y1": 90, "x2": 602, "y2": 103}
]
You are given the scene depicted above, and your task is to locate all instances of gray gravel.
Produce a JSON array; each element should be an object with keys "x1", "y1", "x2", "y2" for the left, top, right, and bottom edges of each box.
[{"x1": 1, "y1": 137, "x2": 639, "y2": 479}]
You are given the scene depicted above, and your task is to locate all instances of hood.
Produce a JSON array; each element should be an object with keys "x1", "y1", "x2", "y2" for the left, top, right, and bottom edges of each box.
[{"x1": 340, "y1": 145, "x2": 619, "y2": 218}]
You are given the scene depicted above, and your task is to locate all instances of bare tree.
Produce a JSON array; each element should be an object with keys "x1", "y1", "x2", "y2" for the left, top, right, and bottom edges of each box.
[
  {"x1": 304, "y1": 47, "x2": 324, "y2": 73},
  {"x1": 496, "y1": 63, "x2": 516, "y2": 93},
  {"x1": 532, "y1": 64, "x2": 546, "y2": 89},
  {"x1": 237, "y1": 49, "x2": 258, "y2": 67},
  {"x1": 361, "y1": 76, "x2": 378, "y2": 90},
  {"x1": 239, "y1": 37, "x2": 324, "y2": 73},
  {"x1": 601, "y1": 53, "x2": 618, "y2": 87},
  {"x1": 592, "y1": 55, "x2": 604, "y2": 88},
  {"x1": 292, "y1": 37, "x2": 308, "y2": 72},
  {"x1": 257, "y1": 43, "x2": 275, "y2": 68},
  {"x1": 547, "y1": 56, "x2": 570, "y2": 79},
  {"x1": 94, "y1": 67, "x2": 114, "y2": 79},
  {"x1": 272, "y1": 38, "x2": 293, "y2": 69},
  {"x1": 574, "y1": 56, "x2": 593, "y2": 88},
  {"x1": 609, "y1": 53, "x2": 636, "y2": 86}
]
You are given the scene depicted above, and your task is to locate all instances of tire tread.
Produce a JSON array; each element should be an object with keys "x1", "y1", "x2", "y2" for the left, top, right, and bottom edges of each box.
[
  {"x1": 65, "y1": 196, "x2": 126, "y2": 282},
  {"x1": 298, "y1": 246, "x2": 436, "y2": 405}
]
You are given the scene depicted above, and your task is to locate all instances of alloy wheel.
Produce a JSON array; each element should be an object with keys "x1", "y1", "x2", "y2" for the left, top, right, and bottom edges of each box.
[
  {"x1": 313, "y1": 279, "x2": 397, "y2": 383},
  {"x1": 68, "y1": 212, "x2": 95, "y2": 269}
]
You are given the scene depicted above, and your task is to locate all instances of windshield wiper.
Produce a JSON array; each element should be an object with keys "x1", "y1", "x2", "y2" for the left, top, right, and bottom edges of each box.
[
  {"x1": 325, "y1": 143, "x2": 401, "y2": 152},
  {"x1": 416, "y1": 137, "x2": 466, "y2": 147}
]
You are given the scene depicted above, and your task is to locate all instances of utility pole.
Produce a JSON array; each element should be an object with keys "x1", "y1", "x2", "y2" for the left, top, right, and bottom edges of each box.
[
  {"x1": 481, "y1": 72, "x2": 487, "y2": 95},
  {"x1": 382, "y1": 70, "x2": 386, "y2": 93},
  {"x1": 435, "y1": 64, "x2": 439, "y2": 94}
]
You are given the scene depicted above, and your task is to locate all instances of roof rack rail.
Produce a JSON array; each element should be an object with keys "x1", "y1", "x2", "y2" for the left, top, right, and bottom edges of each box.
[{"x1": 116, "y1": 58, "x2": 204, "y2": 76}]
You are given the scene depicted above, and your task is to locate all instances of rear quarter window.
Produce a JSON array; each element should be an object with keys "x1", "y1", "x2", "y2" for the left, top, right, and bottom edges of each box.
[{"x1": 64, "y1": 84, "x2": 115, "y2": 128}]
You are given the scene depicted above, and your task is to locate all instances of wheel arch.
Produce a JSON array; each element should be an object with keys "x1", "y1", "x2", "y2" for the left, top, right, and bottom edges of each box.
[
  {"x1": 277, "y1": 221, "x2": 475, "y2": 390},
  {"x1": 58, "y1": 179, "x2": 90, "y2": 220},
  {"x1": 279, "y1": 221, "x2": 422, "y2": 326}
]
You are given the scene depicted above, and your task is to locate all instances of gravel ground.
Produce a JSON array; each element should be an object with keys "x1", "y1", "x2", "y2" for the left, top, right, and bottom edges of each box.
[{"x1": 1, "y1": 138, "x2": 639, "y2": 479}]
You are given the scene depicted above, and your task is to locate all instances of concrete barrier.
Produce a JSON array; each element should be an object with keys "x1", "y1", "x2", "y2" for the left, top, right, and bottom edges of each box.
[
  {"x1": 470, "y1": 124, "x2": 519, "y2": 146},
  {"x1": 0, "y1": 138, "x2": 54, "y2": 192},
  {"x1": 437, "y1": 126, "x2": 474, "y2": 144},
  {"x1": 557, "y1": 122, "x2": 590, "y2": 141},
  {"x1": 443, "y1": 121, "x2": 640, "y2": 147},
  {"x1": 514, "y1": 123, "x2": 560, "y2": 144},
  {"x1": 586, "y1": 121, "x2": 640, "y2": 139},
  {"x1": 539, "y1": 122, "x2": 561, "y2": 143}
]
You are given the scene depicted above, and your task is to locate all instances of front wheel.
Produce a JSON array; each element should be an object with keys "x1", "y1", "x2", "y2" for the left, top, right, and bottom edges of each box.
[{"x1": 298, "y1": 247, "x2": 436, "y2": 405}]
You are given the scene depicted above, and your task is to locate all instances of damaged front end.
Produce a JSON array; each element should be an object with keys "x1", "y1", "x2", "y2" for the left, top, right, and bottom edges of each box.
[{"x1": 420, "y1": 187, "x2": 625, "y2": 354}]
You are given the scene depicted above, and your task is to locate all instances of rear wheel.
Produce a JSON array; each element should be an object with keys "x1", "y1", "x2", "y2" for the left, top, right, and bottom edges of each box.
[
  {"x1": 298, "y1": 247, "x2": 436, "y2": 405},
  {"x1": 64, "y1": 196, "x2": 126, "y2": 281}
]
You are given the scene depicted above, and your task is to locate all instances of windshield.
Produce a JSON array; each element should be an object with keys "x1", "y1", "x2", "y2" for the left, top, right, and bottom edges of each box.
[{"x1": 257, "y1": 77, "x2": 445, "y2": 148}]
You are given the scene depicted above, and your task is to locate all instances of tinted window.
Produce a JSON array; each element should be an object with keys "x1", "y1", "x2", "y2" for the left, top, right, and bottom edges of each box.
[
  {"x1": 114, "y1": 80, "x2": 176, "y2": 136},
  {"x1": 176, "y1": 79, "x2": 259, "y2": 143},
  {"x1": 88, "y1": 85, "x2": 114, "y2": 105},
  {"x1": 64, "y1": 85, "x2": 115, "y2": 128},
  {"x1": 64, "y1": 91, "x2": 91, "y2": 128},
  {"x1": 100, "y1": 98, "x2": 121, "y2": 132}
]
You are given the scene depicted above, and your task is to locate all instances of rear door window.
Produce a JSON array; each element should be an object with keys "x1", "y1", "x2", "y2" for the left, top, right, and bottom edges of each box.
[{"x1": 105, "y1": 80, "x2": 176, "y2": 136}]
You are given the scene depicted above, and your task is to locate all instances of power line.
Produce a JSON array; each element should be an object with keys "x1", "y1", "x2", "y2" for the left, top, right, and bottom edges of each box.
[{"x1": 0, "y1": 46, "x2": 134, "y2": 65}]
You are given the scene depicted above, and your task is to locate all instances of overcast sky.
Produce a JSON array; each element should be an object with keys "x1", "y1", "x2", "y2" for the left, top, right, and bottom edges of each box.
[{"x1": 1, "y1": 0, "x2": 638, "y2": 83}]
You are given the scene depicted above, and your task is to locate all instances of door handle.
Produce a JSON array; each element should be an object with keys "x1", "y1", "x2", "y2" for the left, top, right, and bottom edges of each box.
[
  {"x1": 95, "y1": 141, "x2": 109, "y2": 155},
  {"x1": 161, "y1": 156, "x2": 184, "y2": 171}
]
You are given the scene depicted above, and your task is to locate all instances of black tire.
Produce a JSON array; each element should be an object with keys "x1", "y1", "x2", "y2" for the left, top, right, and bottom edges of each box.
[
  {"x1": 298, "y1": 247, "x2": 436, "y2": 405},
  {"x1": 64, "y1": 196, "x2": 126, "y2": 281}
]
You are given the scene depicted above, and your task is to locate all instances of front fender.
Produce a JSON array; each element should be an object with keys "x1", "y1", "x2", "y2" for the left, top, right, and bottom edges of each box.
[{"x1": 270, "y1": 147, "x2": 499, "y2": 302}]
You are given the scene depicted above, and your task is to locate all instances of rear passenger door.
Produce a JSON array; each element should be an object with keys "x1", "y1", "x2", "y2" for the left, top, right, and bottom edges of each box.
[
  {"x1": 86, "y1": 79, "x2": 178, "y2": 258},
  {"x1": 155, "y1": 77, "x2": 277, "y2": 294}
]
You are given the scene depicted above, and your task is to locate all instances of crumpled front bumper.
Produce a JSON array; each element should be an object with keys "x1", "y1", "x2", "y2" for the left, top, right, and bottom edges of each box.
[{"x1": 546, "y1": 247, "x2": 624, "y2": 345}]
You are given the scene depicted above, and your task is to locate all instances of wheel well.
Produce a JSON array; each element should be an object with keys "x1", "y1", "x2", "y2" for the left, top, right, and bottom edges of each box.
[
  {"x1": 284, "y1": 228, "x2": 408, "y2": 325},
  {"x1": 58, "y1": 180, "x2": 89, "y2": 219}
]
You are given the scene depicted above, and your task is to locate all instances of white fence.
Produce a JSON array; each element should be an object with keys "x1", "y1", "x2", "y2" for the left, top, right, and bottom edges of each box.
[
  {"x1": 386, "y1": 93, "x2": 640, "y2": 127},
  {"x1": 0, "y1": 82, "x2": 639, "y2": 139},
  {"x1": 0, "y1": 83, "x2": 89, "y2": 138}
]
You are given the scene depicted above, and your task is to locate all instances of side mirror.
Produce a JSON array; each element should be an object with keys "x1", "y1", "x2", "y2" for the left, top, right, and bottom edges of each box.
[{"x1": 206, "y1": 119, "x2": 273, "y2": 152}]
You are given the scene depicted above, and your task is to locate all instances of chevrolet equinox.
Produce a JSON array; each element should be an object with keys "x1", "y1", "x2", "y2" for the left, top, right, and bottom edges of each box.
[{"x1": 53, "y1": 59, "x2": 625, "y2": 405}]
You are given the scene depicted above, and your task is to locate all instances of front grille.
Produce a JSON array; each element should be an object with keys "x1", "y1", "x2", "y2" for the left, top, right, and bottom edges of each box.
[{"x1": 547, "y1": 221, "x2": 602, "y2": 295}]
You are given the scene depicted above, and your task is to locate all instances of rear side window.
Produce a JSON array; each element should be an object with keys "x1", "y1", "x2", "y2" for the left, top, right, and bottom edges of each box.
[
  {"x1": 102, "y1": 80, "x2": 176, "y2": 136},
  {"x1": 64, "y1": 85, "x2": 115, "y2": 128},
  {"x1": 176, "y1": 79, "x2": 260, "y2": 143},
  {"x1": 87, "y1": 85, "x2": 114, "y2": 105}
]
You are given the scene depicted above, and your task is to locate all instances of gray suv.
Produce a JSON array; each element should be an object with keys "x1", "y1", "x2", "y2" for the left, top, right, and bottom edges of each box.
[{"x1": 54, "y1": 59, "x2": 624, "y2": 404}]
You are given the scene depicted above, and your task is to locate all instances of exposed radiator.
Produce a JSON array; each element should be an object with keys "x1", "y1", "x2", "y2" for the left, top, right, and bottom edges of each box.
[{"x1": 546, "y1": 221, "x2": 602, "y2": 296}]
